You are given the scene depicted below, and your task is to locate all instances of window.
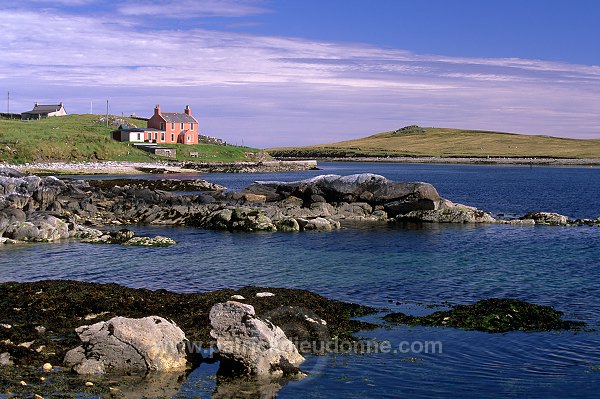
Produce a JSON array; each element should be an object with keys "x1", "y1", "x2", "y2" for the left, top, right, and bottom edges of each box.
[
  {"x1": 154, "y1": 132, "x2": 157, "y2": 142},
  {"x1": 171, "y1": 133, "x2": 175, "y2": 142},
  {"x1": 160, "y1": 122, "x2": 165, "y2": 130},
  {"x1": 170, "y1": 122, "x2": 174, "y2": 130},
  {"x1": 161, "y1": 132, "x2": 165, "y2": 142},
  {"x1": 190, "y1": 123, "x2": 194, "y2": 131},
  {"x1": 137, "y1": 133, "x2": 141, "y2": 141},
  {"x1": 181, "y1": 122, "x2": 185, "y2": 130}
]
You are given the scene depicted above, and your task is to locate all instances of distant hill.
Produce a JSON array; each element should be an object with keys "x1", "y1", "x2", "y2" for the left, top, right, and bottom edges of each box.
[
  {"x1": 268, "y1": 126, "x2": 600, "y2": 159},
  {"x1": 0, "y1": 114, "x2": 261, "y2": 164}
]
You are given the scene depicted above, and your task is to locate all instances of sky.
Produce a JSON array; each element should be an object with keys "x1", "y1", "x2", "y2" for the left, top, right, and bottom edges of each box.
[{"x1": 1, "y1": 0, "x2": 599, "y2": 147}]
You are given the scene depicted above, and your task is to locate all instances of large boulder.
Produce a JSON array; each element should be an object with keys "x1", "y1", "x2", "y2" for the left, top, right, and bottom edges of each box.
[
  {"x1": 210, "y1": 301, "x2": 305, "y2": 376},
  {"x1": 2, "y1": 214, "x2": 70, "y2": 241},
  {"x1": 244, "y1": 174, "x2": 441, "y2": 216},
  {"x1": 64, "y1": 316, "x2": 188, "y2": 375}
]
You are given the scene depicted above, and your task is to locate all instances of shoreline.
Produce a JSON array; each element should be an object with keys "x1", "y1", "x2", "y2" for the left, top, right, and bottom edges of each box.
[
  {"x1": 4, "y1": 160, "x2": 319, "y2": 175},
  {"x1": 272, "y1": 156, "x2": 600, "y2": 166}
]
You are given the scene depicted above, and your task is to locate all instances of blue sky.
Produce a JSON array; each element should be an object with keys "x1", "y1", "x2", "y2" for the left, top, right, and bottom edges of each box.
[{"x1": 1, "y1": 0, "x2": 599, "y2": 147}]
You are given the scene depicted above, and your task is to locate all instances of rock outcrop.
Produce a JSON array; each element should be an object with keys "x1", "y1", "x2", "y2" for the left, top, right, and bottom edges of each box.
[
  {"x1": 2, "y1": 167, "x2": 596, "y2": 239},
  {"x1": 383, "y1": 298, "x2": 585, "y2": 333},
  {"x1": 243, "y1": 174, "x2": 441, "y2": 217},
  {"x1": 209, "y1": 301, "x2": 305, "y2": 376},
  {"x1": 522, "y1": 212, "x2": 569, "y2": 226},
  {"x1": 64, "y1": 316, "x2": 187, "y2": 375},
  {"x1": 393, "y1": 199, "x2": 496, "y2": 223}
]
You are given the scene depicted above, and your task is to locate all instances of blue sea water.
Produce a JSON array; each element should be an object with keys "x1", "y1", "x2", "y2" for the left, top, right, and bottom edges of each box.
[{"x1": 1, "y1": 162, "x2": 599, "y2": 398}]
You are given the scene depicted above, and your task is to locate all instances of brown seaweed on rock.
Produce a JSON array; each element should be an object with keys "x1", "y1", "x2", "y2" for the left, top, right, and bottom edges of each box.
[{"x1": 0, "y1": 280, "x2": 377, "y2": 369}]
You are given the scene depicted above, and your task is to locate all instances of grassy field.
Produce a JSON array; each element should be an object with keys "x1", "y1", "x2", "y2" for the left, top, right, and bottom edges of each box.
[
  {"x1": 0, "y1": 115, "x2": 261, "y2": 163},
  {"x1": 268, "y1": 126, "x2": 600, "y2": 159}
]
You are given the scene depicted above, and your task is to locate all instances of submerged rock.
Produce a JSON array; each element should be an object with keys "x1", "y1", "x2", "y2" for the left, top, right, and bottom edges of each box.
[
  {"x1": 209, "y1": 301, "x2": 305, "y2": 376},
  {"x1": 383, "y1": 298, "x2": 585, "y2": 333},
  {"x1": 64, "y1": 316, "x2": 187, "y2": 375},
  {"x1": 81, "y1": 228, "x2": 176, "y2": 247}
]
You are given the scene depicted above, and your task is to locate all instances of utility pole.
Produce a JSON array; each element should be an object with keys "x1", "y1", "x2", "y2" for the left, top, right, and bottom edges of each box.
[
  {"x1": 106, "y1": 100, "x2": 109, "y2": 128},
  {"x1": 7, "y1": 91, "x2": 9, "y2": 115},
  {"x1": 90, "y1": 101, "x2": 93, "y2": 115}
]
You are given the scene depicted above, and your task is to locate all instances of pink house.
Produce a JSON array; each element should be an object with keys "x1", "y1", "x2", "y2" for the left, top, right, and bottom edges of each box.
[{"x1": 146, "y1": 105, "x2": 199, "y2": 145}]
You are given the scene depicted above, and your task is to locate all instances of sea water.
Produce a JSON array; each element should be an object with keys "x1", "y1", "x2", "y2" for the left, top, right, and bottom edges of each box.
[{"x1": 1, "y1": 163, "x2": 599, "y2": 398}]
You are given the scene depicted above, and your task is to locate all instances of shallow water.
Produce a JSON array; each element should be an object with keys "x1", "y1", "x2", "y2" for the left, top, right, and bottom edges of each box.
[{"x1": 2, "y1": 162, "x2": 600, "y2": 398}]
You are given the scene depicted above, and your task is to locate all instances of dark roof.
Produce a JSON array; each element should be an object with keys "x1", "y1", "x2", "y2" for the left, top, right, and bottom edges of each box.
[
  {"x1": 117, "y1": 125, "x2": 160, "y2": 132},
  {"x1": 22, "y1": 104, "x2": 64, "y2": 114},
  {"x1": 161, "y1": 112, "x2": 196, "y2": 123}
]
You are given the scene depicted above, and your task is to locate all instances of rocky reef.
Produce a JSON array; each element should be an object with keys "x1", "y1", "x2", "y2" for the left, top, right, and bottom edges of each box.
[
  {"x1": 1, "y1": 167, "x2": 598, "y2": 245},
  {"x1": 383, "y1": 298, "x2": 585, "y2": 333}
]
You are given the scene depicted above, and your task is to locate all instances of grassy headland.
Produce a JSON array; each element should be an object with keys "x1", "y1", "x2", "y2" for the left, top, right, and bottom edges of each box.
[
  {"x1": 0, "y1": 114, "x2": 262, "y2": 164},
  {"x1": 268, "y1": 126, "x2": 600, "y2": 159}
]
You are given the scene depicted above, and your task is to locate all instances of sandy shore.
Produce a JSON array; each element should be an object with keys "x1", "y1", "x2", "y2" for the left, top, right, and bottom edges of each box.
[
  {"x1": 6, "y1": 160, "x2": 319, "y2": 175},
  {"x1": 6, "y1": 161, "x2": 192, "y2": 175}
]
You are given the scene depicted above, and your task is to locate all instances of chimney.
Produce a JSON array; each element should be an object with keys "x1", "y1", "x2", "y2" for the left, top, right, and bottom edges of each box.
[
  {"x1": 154, "y1": 104, "x2": 161, "y2": 116},
  {"x1": 184, "y1": 105, "x2": 191, "y2": 116},
  {"x1": 34, "y1": 101, "x2": 38, "y2": 106}
]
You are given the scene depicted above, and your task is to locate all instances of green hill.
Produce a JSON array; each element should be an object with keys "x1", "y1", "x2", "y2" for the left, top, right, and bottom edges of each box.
[
  {"x1": 268, "y1": 126, "x2": 600, "y2": 159},
  {"x1": 0, "y1": 114, "x2": 262, "y2": 164}
]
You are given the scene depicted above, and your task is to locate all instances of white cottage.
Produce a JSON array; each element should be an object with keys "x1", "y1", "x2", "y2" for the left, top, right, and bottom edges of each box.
[{"x1": 21, "y1": 102, "x2": 67, "y2": 120}]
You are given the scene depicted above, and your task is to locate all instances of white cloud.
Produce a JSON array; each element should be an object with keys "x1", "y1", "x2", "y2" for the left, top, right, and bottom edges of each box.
[
  {"x1": 0, "y1": 7, "x2": 598, "y2": 146},
  {"x1": 117, "y1": 0, "x2": 269, "y2": 18}
]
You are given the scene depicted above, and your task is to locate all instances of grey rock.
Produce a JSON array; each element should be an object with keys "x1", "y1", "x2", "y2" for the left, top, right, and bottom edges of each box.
[
  {"x1": 245, "y1": 174, "x2": 441, "y2": 219},
  {"x1": 210, "y1": 301, "x2": 305, "y2": 376},
  {"x1": 301, "y1": 217, "x2": 340, "y2": 231},
  {"x1": 394, "y1": 200, "x2": 496, "y2": 223},
  {"x1": 336, "y1": 202, "x2": 373, "y2": 219},
  {"x1": 523, "y1": 212, "x2": 569, "y2": 225},
  {"x1": 0, "y1": 352, "x2": 14, "y2": 366},
  {"x1": 0, "y1": 167, "x2": 22, "y2": 178},
  {"x1": 3, "y1": 222, "x2": 40, "y2": 241},
  {"x1": 274, "y1": 217, "x2": 300, "y2": 232},
  {"x1": 498, "y1": 219, "x2": 536, "y2": 226},
  {"x1": 64, "y1": 316, "x2": 188, "y2": 375},
  {"x1": 196, "y1": 208, "x2": 276, "y2": 232}
]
